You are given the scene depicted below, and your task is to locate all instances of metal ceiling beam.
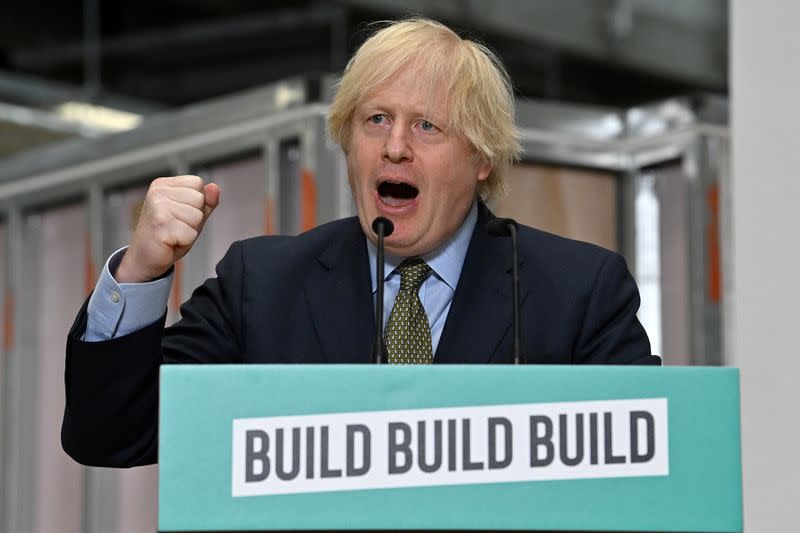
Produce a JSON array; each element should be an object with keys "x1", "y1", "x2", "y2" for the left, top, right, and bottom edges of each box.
[
  {"x1": 116, "y1": 49, "x2": 330, "y2": 100},
  {"x1": 0, "y1": 70, "x2": 160, "y2": 113},
  {"x1": 340, "y1": 0, "x2": 727, "y2": 88}
]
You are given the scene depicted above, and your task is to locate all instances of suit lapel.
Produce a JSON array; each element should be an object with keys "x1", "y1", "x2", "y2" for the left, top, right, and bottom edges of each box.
[
  {"x1": 304, "y1": 221, "x2": 375, "y2": 363},
  {"x1": 435, "y1": 205, "x2": 528, "y2": 364}
]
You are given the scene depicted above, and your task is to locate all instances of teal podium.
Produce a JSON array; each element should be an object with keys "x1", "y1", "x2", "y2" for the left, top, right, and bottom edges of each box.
[{"x1": 158, "y1": 365, "x2": 742, "y2": 532}]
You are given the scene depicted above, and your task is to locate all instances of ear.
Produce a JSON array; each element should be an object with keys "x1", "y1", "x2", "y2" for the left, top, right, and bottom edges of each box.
[{"x1": 477, "y1": 159, "x2": 492, "y2": 182}]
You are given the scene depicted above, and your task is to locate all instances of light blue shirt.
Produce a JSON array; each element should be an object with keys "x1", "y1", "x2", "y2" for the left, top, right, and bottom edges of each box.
[
  {"x1": 84, "y1": 248, "x2": 174, "y2": 341},
  {"x1": 367, "y1": 202, "x2": 477, "y2": 353},
  {"x1": 84, "y1": 202, "x2": 478, "y2": 350}
]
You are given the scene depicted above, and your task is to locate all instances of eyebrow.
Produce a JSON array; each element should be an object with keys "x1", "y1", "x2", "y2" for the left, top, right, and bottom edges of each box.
[{"x1": 357, "y1": 100, "x2": 446, "y2": 124}]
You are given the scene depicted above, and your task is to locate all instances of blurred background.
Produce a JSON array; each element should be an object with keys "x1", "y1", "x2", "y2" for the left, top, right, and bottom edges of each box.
[{"x1": 0, "y1": 0, "x2": 795, "y2": 532}]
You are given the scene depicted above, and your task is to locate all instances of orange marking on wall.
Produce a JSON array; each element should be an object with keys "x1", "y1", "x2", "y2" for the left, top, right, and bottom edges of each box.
[
  {"x1": 3, "y1": 293, "x2": 13, "y2": 351},
  {"x1": 171, "y1": 260, "x2": 183, "y2": 315},
  {"x1": 300, "y1": 168, "x2": 317, "y2": 232},
  {"x1": 707, "y1": 185, "x2": 722, "y2": 303},
  {"x1": 264, "y1": 195, "x2": 276, "y2": 235},
  {"x1": 85, "y1": 233, "x2": 97, "y2": 296}
]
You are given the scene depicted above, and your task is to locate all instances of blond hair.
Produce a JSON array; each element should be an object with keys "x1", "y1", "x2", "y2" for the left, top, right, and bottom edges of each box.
[{"x1": 328, "y1": 18, "x2": 520, "y2": 200}]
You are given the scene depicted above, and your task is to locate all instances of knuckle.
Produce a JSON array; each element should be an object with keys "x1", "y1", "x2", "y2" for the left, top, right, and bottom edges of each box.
[
  {"x1": 146, "y1": 185, "x2": 167, "y2": 204},
  {"x1": 182, "y1": 188, "x2": 198, "y2": 204},
  {"x1": 151, "y1": 176, "x2": 168, "y2": 188},
  {"x1": 153, "y1": 225, "x2": 169, "y2": 245},
  {"x1": 176, "y1": 226, "x2": 197, "y2": 246},
  {"x1": 150, "y1": 208, "x2": 172, "y2": 227},
  {"x1": 190, "y1": 208, "x2": 204, "y2": 226}
]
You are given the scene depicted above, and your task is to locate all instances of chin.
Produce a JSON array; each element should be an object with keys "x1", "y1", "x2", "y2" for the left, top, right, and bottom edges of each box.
[{"x1": 384, "y1": 237, "x2": 417, "y2": 256}]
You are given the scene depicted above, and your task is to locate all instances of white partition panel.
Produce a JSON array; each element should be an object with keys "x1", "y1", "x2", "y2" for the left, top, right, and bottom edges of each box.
[
  {"x1": 104, "y1": 185, "x2": 147, "y2": 253},
  {"x1": 31, "y1": 203, "x2": 86, "y2": 533},
  {"x1": 200, "y1": 155, "x2": 267, "y2": 280},
  {"x1": 491, "y1": 163, "x2": 618, "y2": 251}
]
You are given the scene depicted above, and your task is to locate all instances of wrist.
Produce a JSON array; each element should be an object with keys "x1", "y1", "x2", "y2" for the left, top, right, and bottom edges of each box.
[{"x1": 114, "y1": 249, "x2": 169, "y2": 283}]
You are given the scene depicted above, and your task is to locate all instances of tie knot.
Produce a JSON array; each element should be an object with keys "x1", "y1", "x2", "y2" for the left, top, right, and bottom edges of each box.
[{"x1": 397, "y1": 259, "x2": 431, "y2": 292}]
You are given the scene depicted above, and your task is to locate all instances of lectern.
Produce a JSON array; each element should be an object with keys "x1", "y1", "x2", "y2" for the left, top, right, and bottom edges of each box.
[{"x1": 159, "y1": 365, "x2": 742, "y2": 532}]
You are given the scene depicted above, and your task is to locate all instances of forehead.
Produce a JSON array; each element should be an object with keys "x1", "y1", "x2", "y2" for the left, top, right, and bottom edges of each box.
[{"x1": 358, "y1": 65, "x2": 451, "y2": 118}]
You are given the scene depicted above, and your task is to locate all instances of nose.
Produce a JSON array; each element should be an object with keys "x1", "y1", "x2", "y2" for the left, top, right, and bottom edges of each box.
[{"x1": 382, "y1": 123, "x2": 412, "y2": 162}]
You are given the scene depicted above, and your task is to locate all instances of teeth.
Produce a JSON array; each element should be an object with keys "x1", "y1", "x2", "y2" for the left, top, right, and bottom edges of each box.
[{"x1": 381, "y1": 194, "x2": 412, "y2": 207}]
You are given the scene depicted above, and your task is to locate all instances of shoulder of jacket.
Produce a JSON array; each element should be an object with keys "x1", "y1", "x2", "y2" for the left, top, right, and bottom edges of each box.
[
  {"x1": 232, "y1": 216, "x2": 360, "y2": 253},
  {"x1": 517, "y1": 224, "x2": 616, "y2": 262}
]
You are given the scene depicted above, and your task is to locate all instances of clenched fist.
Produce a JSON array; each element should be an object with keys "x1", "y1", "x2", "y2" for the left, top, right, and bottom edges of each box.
[{"x1": 115, "y1": 175, "x2": 220, "y2": 283}]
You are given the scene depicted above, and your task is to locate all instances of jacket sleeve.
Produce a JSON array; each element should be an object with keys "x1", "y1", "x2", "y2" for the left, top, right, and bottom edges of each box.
[
  {"x1": 574, "y1": 252, "x2": 660, "y2": 365},
  {"x1": 61, "y1": 242, "x2": 246, "y2": 467}
]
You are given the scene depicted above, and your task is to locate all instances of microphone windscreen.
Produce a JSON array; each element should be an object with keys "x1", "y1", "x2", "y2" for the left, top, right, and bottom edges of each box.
[
  {"x1": 487, "y1": 218, "x2": 518, "y2": 237},
  {"x1": 372, "y1": 217, "x2": 394, "y2": 237}
]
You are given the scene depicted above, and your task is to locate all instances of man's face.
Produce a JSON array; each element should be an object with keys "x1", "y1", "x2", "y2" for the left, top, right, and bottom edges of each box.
[{"x1": 345, "y1": 65, "x2": 491, "y2": 257}]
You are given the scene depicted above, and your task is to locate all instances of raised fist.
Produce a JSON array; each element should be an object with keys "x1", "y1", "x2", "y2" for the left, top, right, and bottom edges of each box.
[{"x1": 115, "y1": 175, "x2": 220, "y2": 283}]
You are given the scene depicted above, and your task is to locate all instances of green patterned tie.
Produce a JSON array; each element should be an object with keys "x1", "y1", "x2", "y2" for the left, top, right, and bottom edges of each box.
[{"x1": 385, "y1": 259, "x2": 433, "y2": 364}]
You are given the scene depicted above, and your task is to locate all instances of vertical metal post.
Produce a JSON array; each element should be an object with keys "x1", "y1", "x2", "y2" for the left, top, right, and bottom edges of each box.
[
  {"x1": 311, "y1": 114, "x2": 343, "y2": 226},
  {"x1": 714, "y1": 134, "x2": 733, "y2": 364},
  {"x1": 265, "y1": 138, "x2": 281, "y2": 234},
  {"x1": 694, "y1": 134, "x2": 723, "y2": 365},
  {"x1": 2, "y1": 207, "x2": 39, "y2": 533},
  {"x1": 336, "y1": 148, "x2": 353, "y2": 220},
  {"x1": 299, "y1": 119, "x2": 319, "y2": 231},
  {"x1": 684, "y1": 136, "x2": 716, "y2": 364},
  {"x1": 83, "y1": 184, "x2": 119, "y2": 533},
  {"x1": 278, "y1": 137, "x2": 302, "y2": 235}
]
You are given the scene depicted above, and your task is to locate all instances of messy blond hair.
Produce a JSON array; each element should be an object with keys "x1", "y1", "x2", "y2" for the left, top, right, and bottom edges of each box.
[{"x1": 328, "y1": 18, "x2": 520, "y2": 200}]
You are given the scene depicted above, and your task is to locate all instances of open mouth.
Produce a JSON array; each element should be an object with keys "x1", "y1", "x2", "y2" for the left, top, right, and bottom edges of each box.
[{"x1": 378, "y1": 181, "x2": 419, "y2": 207}]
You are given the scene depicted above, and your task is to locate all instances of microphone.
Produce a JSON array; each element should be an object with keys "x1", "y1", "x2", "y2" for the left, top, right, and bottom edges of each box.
[
  {"x1": 371, "y1": 217, "x2": 394, "y2": 364},
  {"x1": 487, "y1": 218, "x2": 524, "y2": 364}
]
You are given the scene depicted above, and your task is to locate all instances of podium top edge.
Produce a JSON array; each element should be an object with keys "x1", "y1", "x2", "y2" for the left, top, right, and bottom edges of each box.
[{"x1": 160, "y1": 364, "x2": 739, "y2": 375}]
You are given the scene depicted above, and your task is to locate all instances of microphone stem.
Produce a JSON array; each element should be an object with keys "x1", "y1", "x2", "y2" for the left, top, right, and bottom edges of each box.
[{"x1": 374, "y1": 226, "x2": 386, "y2": 364}]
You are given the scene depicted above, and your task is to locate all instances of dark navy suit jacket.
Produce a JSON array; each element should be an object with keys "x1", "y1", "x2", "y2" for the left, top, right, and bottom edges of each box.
[{"x1": 62, "y1": 204, "x2": 656, "y2": 467}]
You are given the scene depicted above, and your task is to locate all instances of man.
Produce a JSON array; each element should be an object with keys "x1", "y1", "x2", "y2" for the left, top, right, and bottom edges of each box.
[{"x1": 63, "y1": 19, "x2": 657, "y2": 467}]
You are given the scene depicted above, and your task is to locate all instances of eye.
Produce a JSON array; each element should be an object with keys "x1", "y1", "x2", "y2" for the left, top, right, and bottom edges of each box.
[
  {"x1": 369, "y1": 114, "x2": 385, "y2": 125},
  {"x1": 420, "y1": 120, "x2": 436, "y2": 132}
]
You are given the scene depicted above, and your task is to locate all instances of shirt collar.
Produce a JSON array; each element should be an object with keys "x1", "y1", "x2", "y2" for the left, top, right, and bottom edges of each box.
[{"x1": 367, "y1": 201, "x2": 478, "y2": 293}]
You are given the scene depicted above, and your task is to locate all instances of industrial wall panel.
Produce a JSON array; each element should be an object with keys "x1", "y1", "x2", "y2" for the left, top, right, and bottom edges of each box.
[{"x1": 490, "y1": 163, "x2": 618, "y2": 251}]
